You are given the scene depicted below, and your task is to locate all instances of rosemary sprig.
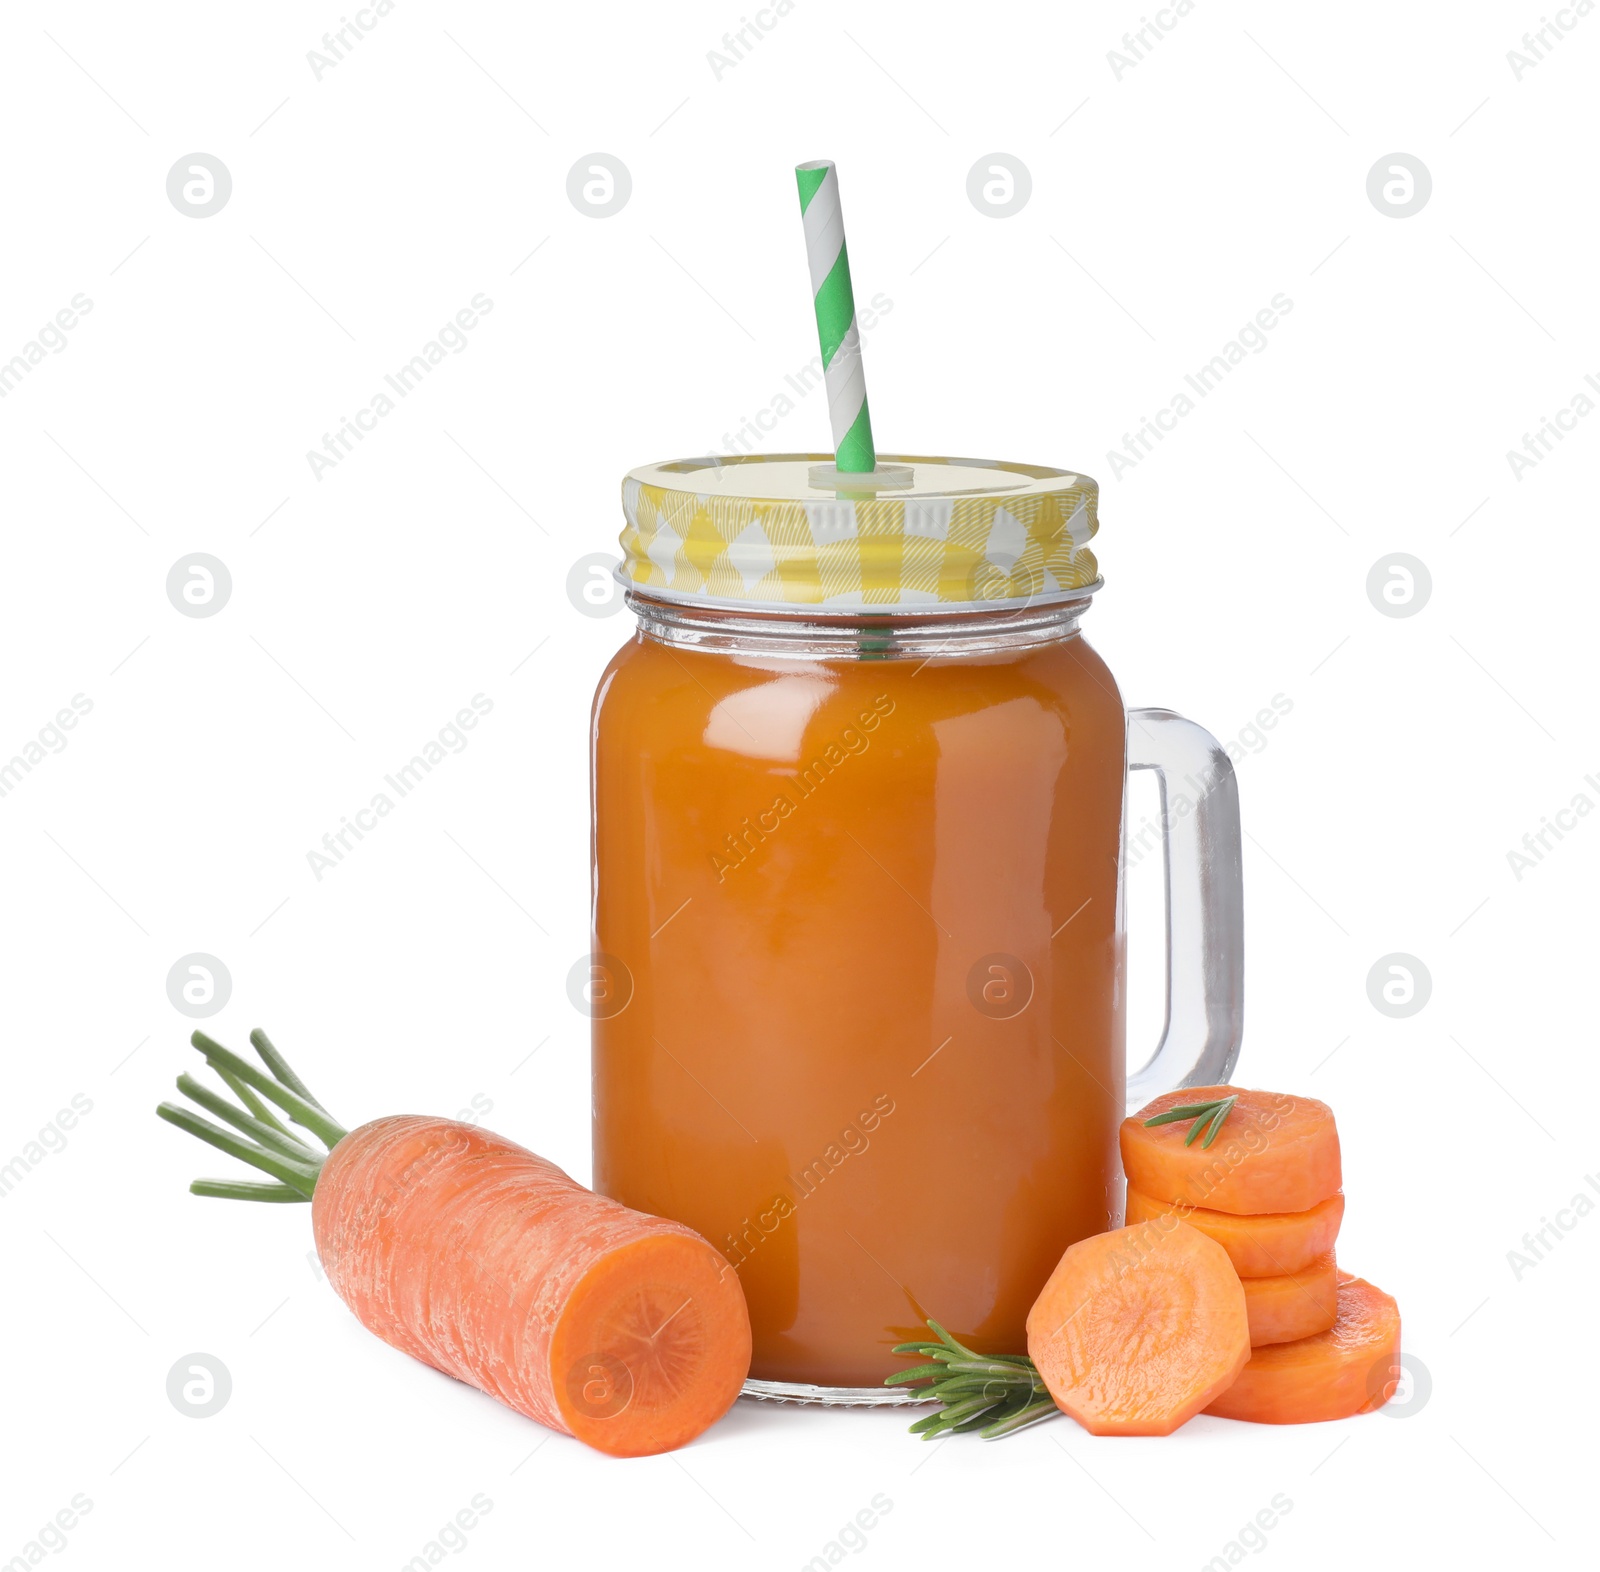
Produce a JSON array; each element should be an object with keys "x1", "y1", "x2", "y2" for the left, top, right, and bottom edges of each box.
[
  {"x1": 1142, "y1": 1093, "x2": 1238, "y2": 1149},
  {"x1": 885, "y1": 1321, "x2": 1059, "y2": 1441}
]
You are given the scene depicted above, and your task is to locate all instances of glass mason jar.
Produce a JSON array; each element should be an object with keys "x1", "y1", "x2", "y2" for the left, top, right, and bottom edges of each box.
[{"x1": 589, "y1": 454, "x2": 1243, "y2": 1400}]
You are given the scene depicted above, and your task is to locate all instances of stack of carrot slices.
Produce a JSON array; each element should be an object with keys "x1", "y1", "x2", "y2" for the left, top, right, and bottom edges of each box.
[{"x1": 1118, "y1": 1086, "x2": 1401, "y2": 1425}]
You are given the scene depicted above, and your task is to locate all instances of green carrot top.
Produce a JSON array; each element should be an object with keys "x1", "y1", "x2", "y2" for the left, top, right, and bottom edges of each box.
[{"x1": 155, "y1": 1028, "x2": 348, "y2": 1201}]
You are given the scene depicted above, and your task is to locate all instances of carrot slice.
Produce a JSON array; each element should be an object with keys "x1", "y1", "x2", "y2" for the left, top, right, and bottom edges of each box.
[
  {"x1": 1205, "y1": 1272, "x2": 1400, "y2": 1424},
  {"x1": 1240, "y1": 1251, "x2": 1338, "y2": 1346},
  {"x1": 1025, "y1": 1221, "x2": 1249, "y2": 1436},
  {"x1": 1121, "y1": 1086, "x2": 1341, "y2": 1215},
  {"x1": 1125, "y1": 1188, "x2": 1344, "y2": 1278}
]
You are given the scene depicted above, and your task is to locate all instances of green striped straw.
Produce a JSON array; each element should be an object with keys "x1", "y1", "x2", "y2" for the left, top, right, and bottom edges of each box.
[{"x1": 795, "y1": 160, "x2": 877, "y2": 473}]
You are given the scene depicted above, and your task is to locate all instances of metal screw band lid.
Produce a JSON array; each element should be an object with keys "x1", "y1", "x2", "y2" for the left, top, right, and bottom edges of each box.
[{"x1": 619, "y1": 452, "x2": 1100, "y2": 610}]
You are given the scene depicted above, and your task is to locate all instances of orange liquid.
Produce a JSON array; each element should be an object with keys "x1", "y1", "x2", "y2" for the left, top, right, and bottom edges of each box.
[{"x1": 591, "y1": 627, "x2": 1128, "y2": 1387}]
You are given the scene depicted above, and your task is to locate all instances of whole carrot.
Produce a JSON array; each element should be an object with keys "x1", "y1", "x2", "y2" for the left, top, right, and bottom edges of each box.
[{"x1": 157, "y1": 1030, "x2": 750, "y2": 1458}]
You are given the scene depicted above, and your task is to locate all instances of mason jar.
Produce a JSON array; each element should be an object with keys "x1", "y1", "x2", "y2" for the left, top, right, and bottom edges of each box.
[{"x1": 588, "y1": 453, "x2": 1243, "y2": 1399}]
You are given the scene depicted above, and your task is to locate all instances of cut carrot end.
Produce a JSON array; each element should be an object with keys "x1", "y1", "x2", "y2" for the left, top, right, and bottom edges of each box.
[
  {"x1": 1122, "y1": 1086, "x2": 1342, "y2": 1215},
  {"x1": 1025, "y1": 1221, "x2": 1249, "y2": 1437},
  {"x1": 1124, "y1": 1188, "x2": 1344, "y2": 1279},
  {"x1": 311, "y1": 1117, "x2": 752, "y2": 1458},
  {"x1": 1205, "y1": 1273, "x2": 1401, "y2": 1424},
  {"x1": 550, "y1": 1231, "x2": 752, "y2": 1458}
]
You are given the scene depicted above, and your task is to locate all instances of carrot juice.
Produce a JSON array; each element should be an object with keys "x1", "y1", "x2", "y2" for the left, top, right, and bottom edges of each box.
[{"x1": 591, "y1": 524, "x2": 1125, "y2": 1383}]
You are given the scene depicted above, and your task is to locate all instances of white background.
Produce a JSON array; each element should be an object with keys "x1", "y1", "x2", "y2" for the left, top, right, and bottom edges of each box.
[{"x1": 1, "y1": 0, "x2": 1594, "y2": 1567}]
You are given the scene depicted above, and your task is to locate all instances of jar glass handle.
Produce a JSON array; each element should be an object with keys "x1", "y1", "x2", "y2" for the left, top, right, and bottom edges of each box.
[{"x1": 1125, "y1": 707, "x2": 1245, "y2": 1114}]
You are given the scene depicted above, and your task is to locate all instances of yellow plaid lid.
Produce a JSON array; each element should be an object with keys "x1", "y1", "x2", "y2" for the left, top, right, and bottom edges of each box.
[{"x1": 619, "y1": 453, "x2": 1100, "y2": 610}]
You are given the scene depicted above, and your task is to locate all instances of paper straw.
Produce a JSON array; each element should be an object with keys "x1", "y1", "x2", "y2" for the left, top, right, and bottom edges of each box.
[{"x1": 794, "y1": 160, "x2": 877, "y2": 473}]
